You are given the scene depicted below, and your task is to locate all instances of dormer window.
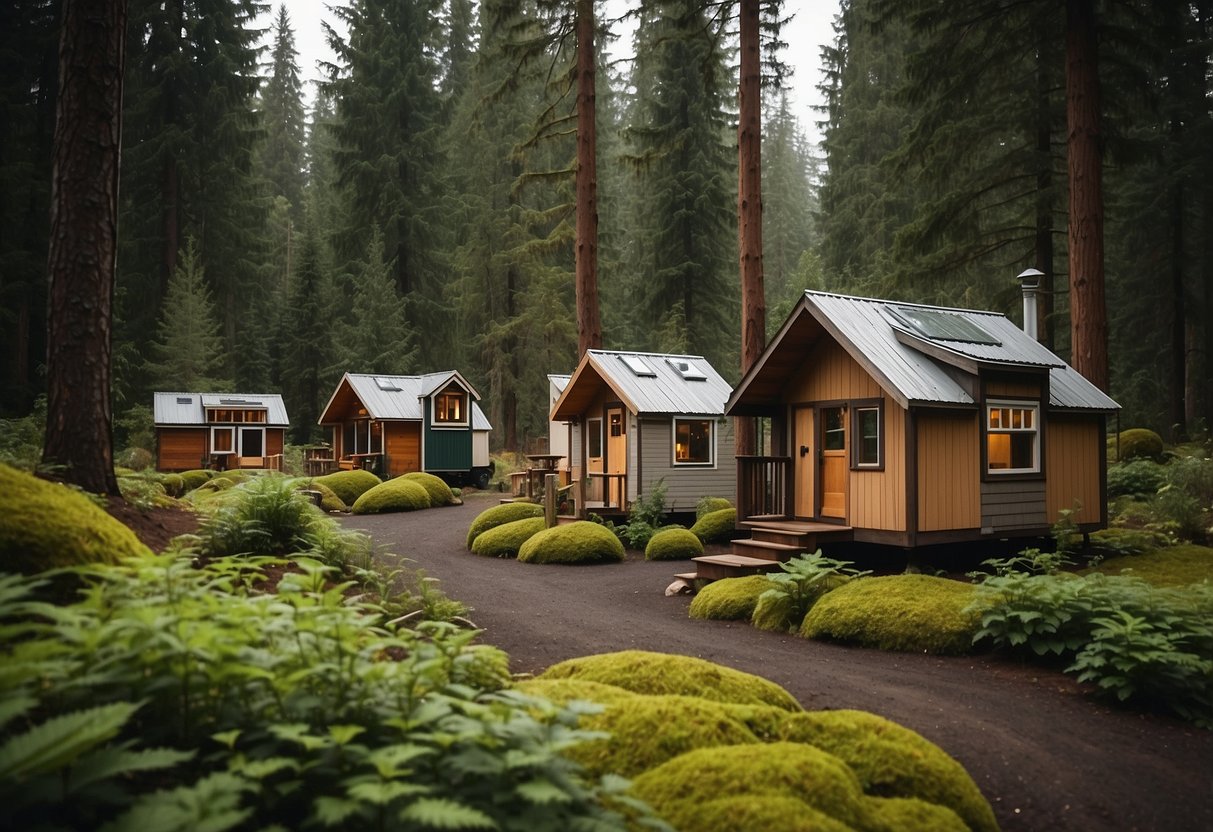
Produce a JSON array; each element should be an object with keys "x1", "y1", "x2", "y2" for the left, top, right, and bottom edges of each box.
[{"x1": 434, "y1": 385, "x2": 468, "y2": 425}]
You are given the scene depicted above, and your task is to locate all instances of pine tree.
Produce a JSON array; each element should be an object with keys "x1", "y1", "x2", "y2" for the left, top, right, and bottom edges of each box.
[
  {"x1": 257, "y1": 3, "x2": 307, "y2": 218},
  {"x1": 337, "y1": 228, "x2": 417, "y2": 375},
  {"x1": 144, "y1": 240, "x2": 232, "y2": 393},
  {"x1": 281, "y1": 219, "x2": 336, "y2": 444},
  {"x1": 762, "y1": 90, "x2": 818, "y2": 314}
]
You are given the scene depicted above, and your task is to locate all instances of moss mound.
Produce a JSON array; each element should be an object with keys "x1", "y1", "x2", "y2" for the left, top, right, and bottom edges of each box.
[
  {"x1": 778, "y1": 710, "x2": 998, "y2": 832},
  {"x1": 800, "y1": 575, "x2": 982, "y2": 655},
  {"x1": 689, "y1": 575, "x2": 774, "y2": 620},
  {"x1": 298, "y1": 479, "x2": 347, "y2": 513},
  {"x1": 179, "y1": 469, "x2": 214, "y2": 492},
  {"x1": 158, "y1": 473, "x2": 186, "y2": 497},
  {"x1": 402, "y1": 471, "x2": 457, "y2": 506},
  {"x1": 517, "y1": 521, "x2": 625, "y2": 565},
  {"x1": 512, "y1": 678, "x2": 640, "y2": 708},
  {"x1": 314, "y1": 469, "x2": 381, "y2": 506},
  {"x1": 645, "y1": 527, "x2": 704, "y2": 561},
  {"x1": 1086, "y1": 544, "x2": 1213, "y2": 586},
  {"x1": 690, "y1": 507, "x2": 736, "y2": 543},
  {"x1": 1116, "y1": 428, "x2": 1164, "y2": 460},
  {"x1": 351, "y1": 477, "x2": 431, "y2": 514},
  {"x1": 0, "y1": 463, "x2": 152, "y2": 574},
  {"x1": 465, "y1": 502, "x2": 546, "y2": 548},
  {"x1": 864, "y1": 797, "x2": 969, "y2": 832},
  {"x1": 540, "y1": 650, "x2": 801, "y2": 711},
  {"x1": 469, "y1": 517, "x2": 545, "y2": 558},
  {"x1": 696, "y1": 496, "x2": 734, "y2": 520},
  {"x1": 1086, "y1": 526, "x2": 1170, "y2": 557},
  {"x1": 675, "y1": 795, "x2": 852, "y2": 832}
]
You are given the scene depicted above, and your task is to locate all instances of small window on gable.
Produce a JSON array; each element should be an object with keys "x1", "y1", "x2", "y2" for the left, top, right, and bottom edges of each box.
[
  {"x1": 618, "y1": 354, "x2": 656, "y2": 377},
  {"x1": 666, "y1": 358, "x2": 707, "y2": 381},
  {"x1": 986, "y1": 400, "x2": 1040, "y2": 474},
  {"x1": 434, "y1": 386, "x2": 468, "y2": 425},
  {"x1": 853, "y1": 406, "x2": 882, "y2": 468},
  {"x1": 673, "y1": 418, "x2": 714, "y2": 466}
]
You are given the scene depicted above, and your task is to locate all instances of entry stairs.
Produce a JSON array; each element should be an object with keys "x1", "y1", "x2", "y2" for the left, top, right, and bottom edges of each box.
[{"x1": 675, "y1": 519, "x2": 853, "y2": 584}]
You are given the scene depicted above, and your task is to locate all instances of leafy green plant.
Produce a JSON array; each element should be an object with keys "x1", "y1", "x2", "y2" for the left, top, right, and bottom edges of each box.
[
  {"x1": 617, "y1": 480, "x2": 668, "y2": 549},
  {"x1": 751, "y1": 551, "x2": 871, "y2": 633},
  {"x1": 1106, "y1": 459, "x2": 1167, "y2": 498}
]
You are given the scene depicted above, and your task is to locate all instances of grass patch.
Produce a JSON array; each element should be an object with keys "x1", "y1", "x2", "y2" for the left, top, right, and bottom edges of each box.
[{"x1": 1083, "y1": 544, "x2": 1213, "y2": 586}]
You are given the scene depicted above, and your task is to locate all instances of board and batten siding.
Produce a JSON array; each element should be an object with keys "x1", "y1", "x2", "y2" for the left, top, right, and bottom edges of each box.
[
  {"x1": 916, "y1": 412, "x2": 981, "y2": 532},
  {"x1": 985, "y1": 378, "x2": 1043, "y2": 398},
  {"x1": 385, "y1": 422, "x2": 421, "y2": 477},
  {"x1": 849, "y1": 405, "x2": 906, "y2": 531},
  {"x1": 638, "y1": 417, "x2": 736, "y2": 511},
  {"x1": 784, "y1": 338, "x2": 883, "y2": 402},
  {"x1": 1046, "y1": 415, "x2": 1103, "y2": 525},
  {"x1": 157, "y1": 428, "x2": 207, "y2": 471},
  {"x1": 981, "y1": 479, "x2": 1047, "y2": 532}
]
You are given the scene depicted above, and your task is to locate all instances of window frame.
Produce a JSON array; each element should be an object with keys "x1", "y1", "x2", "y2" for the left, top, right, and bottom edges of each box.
[
  {"x1": 984, "y1": 399, "x2": 1041, "y2": 476},
  {"x1": 586, "y1": 417, "x2": 603, "y2": 460},
  {"x1": 431, "y1": 385, "x2": 470, "y2": 428},
  {"x1": 850, "y1": 401, "x2": 884, "y2": 470},
  {"x1": 672, "y1": 417, "x2": 715, "y2": 467},
  {"x1": 210, "y1": 426, "x2": 236, "y2": 455}
]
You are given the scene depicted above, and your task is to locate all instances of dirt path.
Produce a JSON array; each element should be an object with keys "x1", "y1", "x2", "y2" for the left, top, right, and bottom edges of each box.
[{"x1": 343, "y1": 495, "x2": 1213, "y2": 832}]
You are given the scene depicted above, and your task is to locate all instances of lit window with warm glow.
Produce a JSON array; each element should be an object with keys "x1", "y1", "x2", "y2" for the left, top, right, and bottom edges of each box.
[
  {"x1": 435, "y1": 390, "x2": 467, "y2": 424},
  {"x1": 986, "y1": 401, "x2": 1039, "y2": 474},
  {"x1": 673, "y1": 419, "x2": 713, "y2": 465}
]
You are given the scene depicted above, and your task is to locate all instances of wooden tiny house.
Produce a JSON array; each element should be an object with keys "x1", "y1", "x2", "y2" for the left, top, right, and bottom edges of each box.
[
  {"x1": 726, "y1": 292, "x2": 1119, "y2": 553},
  {"x1": 318, "y1": 372, "x2": 494, "y2": 487},
  {"x1": 550, "y1": 350, "x2": 736, "y2": 515},
  {"x1": 153, "y1": 392, "x2": 288, "y2": 471}
]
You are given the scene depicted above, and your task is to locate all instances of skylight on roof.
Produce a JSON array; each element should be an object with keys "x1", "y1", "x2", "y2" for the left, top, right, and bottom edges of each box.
[
  {"x1": 618, "y1": 355, "x2": 656, "y2": 377},
  {"x1": 219, "y1": 398, "x2": 256, "y2": 406},
  {"x1": 374, "y1": 377, "x2": 402, "y2": 392},
  {"x1": 176, "y1": 396, "x2": 192, "y2": 405},
  {"x1": 888, "y1": 306, "x2": 1001, "y2": 346},
  {"x1": 666, "y1": 358, "x2": 707, "y2": 381}
]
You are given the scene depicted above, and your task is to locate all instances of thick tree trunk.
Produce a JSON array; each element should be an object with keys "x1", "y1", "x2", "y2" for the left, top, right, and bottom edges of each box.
[
  {"x1": 1033, "y1": 23, "x2": 1055, "y2": 350},
  {"x1": 43, "y1": 0, "x2": 126, "y2": 494},
  {"x1": 1065, "y1": 0, "x2": 1109, "y2": 391},
  {"x1": 736, "y1": 0, "x2": 764, "y2": 455},
  {"x1": 574, "y1": 0, "x2": 601, "y2": 356}
]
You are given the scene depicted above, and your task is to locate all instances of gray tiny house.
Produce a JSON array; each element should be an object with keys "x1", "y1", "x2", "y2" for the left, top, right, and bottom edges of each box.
[{"x1": 550, "y1": 350, "x2": 736, "y2": 514}]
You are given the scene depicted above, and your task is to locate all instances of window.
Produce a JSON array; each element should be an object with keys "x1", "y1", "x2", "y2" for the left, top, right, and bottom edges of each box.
[
  {"x1": 610, "y1": 412, "x2": 624, "y2": 437},
  {"x1": 854, "y1": 406, "x2": 881, "y2": 468},
  {"x1": 618, "y1": 354, "x2": 656, "y2": 377},
  {"x1": 665, "y1": 358, "x2": 707, "y2": 381},
  {"x1": 673, "y1": 418, "x2": 713, "y2": 466},
  {"x1": 823, "y1": 408, "x2": 846, "y2": 451},
  {"x1": 434, "y1": 387, "x2": 467, "y2": 425},
  {"x1": 211, "y1": 426, "x2": 235, "y2": 454},
  {"x1": 986, "y1": 401, "x2": 1040, "y2": 474},
  {"x1": 587, "y1": 418, "x2": 603, "y2": 459}
]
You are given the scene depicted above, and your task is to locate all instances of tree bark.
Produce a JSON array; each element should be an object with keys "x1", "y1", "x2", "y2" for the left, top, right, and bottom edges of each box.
[
  {"x1": 736, "y1": 0, "x2": 765, "y2": 454},
  {"x1": 1033, "y1": 20, "x2": 1055, "y2": 350},
  {"x1": 574, "y1": 0, "x2": 602, "y2": 356},
  {"x1": 1065, "y1": 0, "x2": 1108, "y2": 391},
  {"x1": 42, "y1": 0, "x2": 126, "y2": 494}
]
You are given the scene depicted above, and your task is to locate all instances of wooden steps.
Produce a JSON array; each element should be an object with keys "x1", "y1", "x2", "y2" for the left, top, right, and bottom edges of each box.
[
  {"x1": 690, "y1": 554, "x2": 780, "y2": 581},
  {"x1": 673, "y1": 519, "x2": 854, "y2": 586}
]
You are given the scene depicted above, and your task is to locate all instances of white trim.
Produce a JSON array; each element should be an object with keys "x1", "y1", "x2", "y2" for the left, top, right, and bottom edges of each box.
[
  {"x1": 238, "y1": 426, "x2": 267, "y2": 457},
  {"x1": 672, "y1": 417, "x2": 716, "y2": 467},
  {"x1": 986, "y1": 399, "x2": 1041, "y2": 474},
  {"x1": 855, "y1": 405, "x2": 881, "y2": 468},
  {"x1": 210, "y1": 425, "x2": 235, "y2": 455},
  {"x1": 430, "y1": 385, "x2": 470, "y2": 428}
]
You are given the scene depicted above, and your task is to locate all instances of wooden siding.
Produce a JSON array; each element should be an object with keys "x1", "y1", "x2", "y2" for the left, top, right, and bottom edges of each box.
[
  {"x1": 157, "y1": 428, "x2": 207, "y2": 471},
  {"x1": 385, "y1": 422, "x2": 421, "y2": 477},
  {"x1": 849, "y1": 405, "x2": 906, "y2": 531},
  {"x1": 266, "y1": 429, "x2": 284, "y2": 457},
  {"x1": 986, "y1": 378, "x2": 1042, "y2": 398},
  {"x1": 917, "y1": 413, "x2": 981, "y2": 531},
  {"x1": 982, "y1": 479, "x2": 1047, "y2": 531},
  {"x1": 1046, "y1": 415, "x2": 1103, "y2": 525},
  {"x1": 784, "y1": 339, "x2": 883, "y2": 401},
  {"x1": 639, "y1": 417, "x2": 736, "y2": 510}
]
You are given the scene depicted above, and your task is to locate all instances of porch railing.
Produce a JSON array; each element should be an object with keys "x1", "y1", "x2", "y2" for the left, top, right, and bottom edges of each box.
[{"x1": 736, "y1": 455, "x2": 790, "y2": 520}]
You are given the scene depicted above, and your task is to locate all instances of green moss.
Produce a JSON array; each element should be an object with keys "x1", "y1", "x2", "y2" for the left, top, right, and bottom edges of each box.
[
  {"x1": 465, "y1": 502, "x2": 546, "y2": 548},
  {"x1": 517, "y1": 521, "x2": 625, "y2": 565},
  {"x1": 0, "y1": 463, "x2": 152, "y2": 573},
  {"x1": 470, "y1": 517, "x2": 545, "y2": 558},
  {"x1": 690, "y1": 507, "x2": 736, "y2": 543},
  {"x1": 159, "y1": 473, "x2": 185, "y2": 497},
  {"x1": 864, "y1": 797, "x2": 969, "y2": 832},
  {"x1": 539, "y1": 650, "x2": 802, "y2": 711},
  {"x1": 689, "y1": 575, "x2": 774, "y2": 620},
  {"x1": 196, "y1": 477, "x2": 235, "y2": 492},
  {"x1": 778, "y1": 710, "x2": 998, "y2": 832},
  {"x1": 696, "y1": 496, "x2": 734, "y2": 520},
  {"x1": 1116, "y1": 428, "x2": 1164, "y2": 461},
  {"x1": 402, "y1": 471, "x2": 457, "y2": 506},
  {"x1": 314, "y1": 469, "x2": 382, "y2": 505},
  {"x1": 644, "y1": 527, "x2": 704, "y2": 561},
  {"x1": 179, "y1": 469, "x2": 214, "y2": 492},
  {"x1": 1086, "y1": 527, "x2": 1171, "y2": 557},
  {"x1": 669, "y1": 795, "x2": 851, "y2": 832},
  {"x1": 800, "y1": 575, "x2": 982, "y2": 655},
  {"x1": 351, "y1": 478, "x2": 431, "y2": 514},
  {"x1": 298, "y1": 479, "x2": 347, "y2": 513},
  {"x1": 1086, "y1": 544, "x2": 1213, "y2": 586},
  {"x1": 512, "y1": 678, "x2": 640, "y2": 708}
]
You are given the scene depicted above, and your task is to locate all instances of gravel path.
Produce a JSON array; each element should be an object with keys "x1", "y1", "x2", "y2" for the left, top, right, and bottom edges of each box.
[{"x1": 343, "y1": 494, "x2": 1213, "y2": 832}]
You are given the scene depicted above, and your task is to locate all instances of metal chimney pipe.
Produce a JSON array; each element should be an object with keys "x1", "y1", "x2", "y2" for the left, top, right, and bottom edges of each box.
[{"x1": 1017, "y1": 268, "x2": 1044, "y2": 341}]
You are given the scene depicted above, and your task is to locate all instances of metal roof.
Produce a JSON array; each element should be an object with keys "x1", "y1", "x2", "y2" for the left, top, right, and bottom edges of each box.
[
  {"x1": 552, "y1": 350, "x2": 733, "y2": 420},
  {"x1": 153, "y1": 392, "x2": 290, "y2": 426},
  {"x1": 330, "y1": 373, "x2": 491, "y2": 430}
]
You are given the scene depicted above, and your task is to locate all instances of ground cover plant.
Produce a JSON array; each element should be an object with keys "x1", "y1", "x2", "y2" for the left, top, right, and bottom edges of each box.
[
  {"x1": 644, "y1": 527, "x2": 703, "y2": 561},
  {"x1": 402, "y1": 471, "x2": 459, "y2": 506},
  {"x1": 690, "y1": 507, "x2": 735, "y2": 543},
  {"x1": 751, "y1": 551, "x2": 870, "y2": 633},
  {"x1": 609, "y1": 480, "x2": 668, "y2": 550},
  {"x1": 1084, "y1": 544, "x2": 1213, "y2": 586},
  {"x1": 688, "y1": 574, "x2": 774, "y2": 621},
  {"x1": 351, "y1": 476, "x2": 432, "y2": 514},
  {"x1": 466, "y1": 502, "x2": 545, "y2": 548},
  {"x1": 313, "y1": 469, "x2": 381, "y2": 505},
  {"x1": 518, "y1": 521, "x2": 626, "y2": 565},
  {"x1": 470, "y1": 517, "x2": 546, "y2": 558}
]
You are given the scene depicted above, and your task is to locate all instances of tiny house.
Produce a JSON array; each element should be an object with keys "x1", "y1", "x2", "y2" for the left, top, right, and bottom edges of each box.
[
  {"x1": 550, "y1": 350, "x2": 735, "y2": 514},
  {"x1": 725, "y1": 291, "x2": 1119, "y2": 551},
  {"x1": 154, "y1": 392, "x2": 289, "y2": 471},
  {"x1": 318, "y1": 372, "x2": 494, "y2": 487}
]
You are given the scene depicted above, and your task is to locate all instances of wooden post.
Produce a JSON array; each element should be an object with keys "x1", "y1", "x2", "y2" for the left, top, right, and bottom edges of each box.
[
  {"x1": 544, "y1": 473, "x2": 558, "y2": 528},
  {"x1": 575, "y1": 478, "x2": 586, "y2": 519}
]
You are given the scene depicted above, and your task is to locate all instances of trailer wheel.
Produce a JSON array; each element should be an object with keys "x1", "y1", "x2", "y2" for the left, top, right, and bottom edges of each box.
[{"x1": 473, "y1": 467, "x2": 491, "y2": 490}]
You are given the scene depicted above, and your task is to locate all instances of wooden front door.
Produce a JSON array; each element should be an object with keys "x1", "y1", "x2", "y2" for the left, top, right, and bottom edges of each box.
[
  {"x1": 820, "y1": 406, "x2": 847, "y2": 519},
  {"x1": 793, "y1": 407, "x2": 815, "y2": 518},
  {"x1": 606, "y1": 406, "x2": 626, "y2": 507}
]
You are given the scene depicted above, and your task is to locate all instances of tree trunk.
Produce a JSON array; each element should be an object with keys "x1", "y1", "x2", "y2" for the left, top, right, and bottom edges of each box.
[
  {"x1": 1033, "y1": 21, "x2": 1055, "y2": 350},
  {"x1": 43, "y1": 0, "x2": 126, "y2": 494},
  {"x1": 736, "y1": 0, "x2": 764, "y2": 455},
  {"x1": 574, "y1": 0, "x2": 602, "y2": 356},
  {"x1": 1065, "y1": 0, "x2": 1108, "y2": 391}
]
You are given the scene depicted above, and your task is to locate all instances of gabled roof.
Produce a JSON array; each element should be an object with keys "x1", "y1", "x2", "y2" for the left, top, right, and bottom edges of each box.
[
  {"x1": 728, "y1": 292, "x2": 1119, "y2": 414},
  {"x1": 551, "y1": 350, "x2": 732, "y2": 420},
  {"x1": 321, "y1": 372, "x2": 491, "y2": 430},
  {"x1": 153, "y1": 392, "x2": 290, "y2": 426}
]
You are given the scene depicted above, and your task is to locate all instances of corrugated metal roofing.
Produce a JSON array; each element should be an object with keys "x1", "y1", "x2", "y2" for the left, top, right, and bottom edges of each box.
[
  {"x1": 342, "y1": 373, "x2": 492, "y2": 430},
  {"x1": 803, "y1": 292, "x2": 1118, "y2": 412},
  {"x1": 153, "y1": 392, "x2": 290, "y2": 426},
  {"x1": 581, "y1": 350, "x2": 733, "y2": 415}
]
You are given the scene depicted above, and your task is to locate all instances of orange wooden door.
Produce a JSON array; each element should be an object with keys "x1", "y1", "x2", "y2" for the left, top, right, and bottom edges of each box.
[
  {"x1": 793, "y1": 407, "x2": 815, "y2": 518},
  {"x1": 820, "y1": 406, "x2": 847, "y2": 519},
  {"x1": 606, "y1": 407, "x2": 626, "y2": 506}
]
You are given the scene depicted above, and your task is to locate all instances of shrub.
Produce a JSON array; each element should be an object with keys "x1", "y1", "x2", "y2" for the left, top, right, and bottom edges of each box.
[
  {"x1": 518, "y1": 521, "x2": 626, "y2": 565},
  {"x1": 403, "y1": 471, "x2": 458, "y2": 506},
  {"x1": 179, "y1": 468, "x2": 214, "y2": 492},
  {"x1": 160, "y1": 472, "x2": 186, "y2": 497},
  {"x1": 801, "y1": 575, "x2": 982, "y2": 655},
  {"x1": 645, "y1": 527, "x2": 703, "y2": 561},
  {"x1": 1086, "y1": 544, "x2": 1213, "y2": 587},
  {"x1": 616, "y1": 480, "x2": 668, "y2": 549},
  {"x1": 351, "y1": 478, "x2": 432, "y2": 514},
  {"x1": 1106, "y1": 459, "x2": 1167, "y2": 499},
  {"x1": 1086, "y1": 527, "x2": 1172, "y2": 558},
  {"x1": 314, "y1": 469, "x2": 381, "y2": 505},
  {"x1": 696, "y1": 495, "x2": 733, "y2": 520},
  {"x1": 470, "y1": 517, "x2": 545, "y2": 558},
  {"x1": 539, "y1": 650, "x2": 802, "y2": 711},
  {"x1": 196, "y1": 475, "x2": 323, "y2": 557},
  {"x1": 1116, "y1": 428, "x2": 1164, "y2": 460},
  {"x1": 116, "y1": 470, "x2": 179, "y2": 511},
  {"x1": 296, "y1": 478, "x2": 347, "y2": 512},
  {"x1": 0, "y1": 462, "x2": 150, "y2": 573},
  {"x1": 752, "y1": 552, "x2": 869, "y2": 633},
  {"x1": 689, "y1": 575, "x2": 774, "y2": 621},
  {"x1": 690, "y1": 507, "x2": 736, "y2": 543},
  {"x1": 466, "y1": 502, "x2": 545, "y2": 547}
]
